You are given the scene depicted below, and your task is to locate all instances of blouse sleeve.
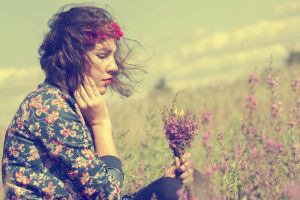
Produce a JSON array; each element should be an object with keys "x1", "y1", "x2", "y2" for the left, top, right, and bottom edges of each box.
[{"x1": 26, "y1": 90, "x2": 123, "y2": 199}]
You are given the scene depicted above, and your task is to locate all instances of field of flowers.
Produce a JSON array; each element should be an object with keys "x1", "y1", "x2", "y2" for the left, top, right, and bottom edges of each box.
[
  {"x1": 0, "y1": 61, "x2": 299, "y2": 199},
  {"x1": 108, "y1": 62, "x2": 300, "y2": 199}
]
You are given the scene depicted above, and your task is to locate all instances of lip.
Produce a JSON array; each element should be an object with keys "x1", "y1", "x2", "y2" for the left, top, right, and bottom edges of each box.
[{"x1": 103, "y1": 78, "x2": 112, "y2": 85}]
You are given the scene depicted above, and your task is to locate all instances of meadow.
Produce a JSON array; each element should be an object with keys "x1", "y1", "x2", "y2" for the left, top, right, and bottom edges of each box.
[
  {"x1": 0, "y1": 61, "x2": 299, "y2": 199},
  {"x1": 108, "y1": 61, "x2": 300, "y2": 199}
]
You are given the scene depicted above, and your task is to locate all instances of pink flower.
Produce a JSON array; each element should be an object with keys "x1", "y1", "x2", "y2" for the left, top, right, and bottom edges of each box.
[
  {"x1": 243, "y1": 186, "x2": 254, "y2": 195},
  {"x1": 201, "y1": 110, "x2": 213, "y2": 123},
  {"x1": 236, "y1": 144, "x2": 243, "y2": 159},
  {"x1": 248, "y1": 73, "x2": 260, "y2": 83},
  {"x1": 222, "y1": 161, "x2": 229, "y2": 173},
  {"x1": 239, "y1": 159, "x2": 247, "y2": 171},
  {"x1": 44, "y1": 182, "x2": 57, "y2": 196},
  {"x1": 16, "y1": 171, "x2": 30, "y2": 185},
  {"x1": 45, "y1": 110, "x2": 59, "y2": 124},
  {"x1": 111, "y1": 22, "x2": 124, "y2": 38},
  {"x1": 287, "y1": 120, "x2": 298, "y2": 128},
  {"x1": 245, "y1": 95, "x2": 259, "y2": 110},
  {"x1": 290, "y1": 78, "x2": 300, "y2": 92},
  {"x1": 137, "y1": 181, "x2": 143, "y2": 188},
  {"x1": 80, "y1": 171, "x2": 90, "y2": 185},
  {"x1": 250, "y1": 146, "x2": 260, "y2": 158},
  {"x1": 201, "y1": 131, "x2": 214, "y2": 149},
  {"x1": 84, "y1": 187, "x2": 97, "y2": 196},
  {"x1": 82, "y1": 149, "x2": 94, "y2": 159},
  {"x1": 206, "y1": 164, "x2": 219, "y2": 175},
  {"x1": 277, "y1": 142, "x2": 283, "y2": 153},
  {"x1": 84, "y1": 22, "x2": 124, "y2": 44},
  {"x1": 217, "y1": 133, "x2": 224, "y2": 140}
]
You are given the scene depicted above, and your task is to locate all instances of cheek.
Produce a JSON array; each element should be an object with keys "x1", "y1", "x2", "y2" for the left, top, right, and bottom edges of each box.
[
  {"x1": 88, "y1": 54, "x2": 106, "y2": 71},
  {"x1": 88, "y1": 63, "x2": 106, "y2": 77}
]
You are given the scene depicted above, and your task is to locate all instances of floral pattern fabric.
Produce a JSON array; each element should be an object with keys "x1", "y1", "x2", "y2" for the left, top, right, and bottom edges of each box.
[{"x1": 2, "y1": 80, "x2": 124, "y2": 200}]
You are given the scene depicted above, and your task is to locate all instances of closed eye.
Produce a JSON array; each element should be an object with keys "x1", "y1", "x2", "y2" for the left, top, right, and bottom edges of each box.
[
  {"x1": 97, "y1": 54, "x2": 107, "y2": 59},
  {"x1": 97, "y1": 49, "x2": 114, "y2": 59}
]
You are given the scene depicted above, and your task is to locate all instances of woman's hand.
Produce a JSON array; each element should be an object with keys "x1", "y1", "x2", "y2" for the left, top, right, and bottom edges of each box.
[
  {"x1": 74, "y1": 76, "x2": 110, "y2": 126},
  {"x1": 164, "y1": 152, "x2": 194, "y2": 185},
  {"x1": 74, "y1": 76, "x2": 118, "y2": 157}
]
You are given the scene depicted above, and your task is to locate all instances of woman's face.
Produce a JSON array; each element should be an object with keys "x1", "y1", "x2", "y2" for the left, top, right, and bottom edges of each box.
[{"x1": 86, "y1": 38, "x2": 118, "y2": 95}]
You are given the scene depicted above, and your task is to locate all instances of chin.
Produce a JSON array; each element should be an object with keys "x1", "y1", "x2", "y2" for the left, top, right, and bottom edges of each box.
[{"x1": 98, "y1": 87, "x2": 107, "y2": 95}]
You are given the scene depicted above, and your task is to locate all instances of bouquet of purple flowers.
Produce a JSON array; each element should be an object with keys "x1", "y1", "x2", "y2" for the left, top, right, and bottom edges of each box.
[{"x1": 161, "y1": 94, "x2": 200, "y2": 157}]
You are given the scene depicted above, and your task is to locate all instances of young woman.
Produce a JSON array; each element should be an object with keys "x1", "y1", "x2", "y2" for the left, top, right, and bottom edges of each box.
[{"x1": 2, "y1": 5, "x2": 194, "y2": 200}]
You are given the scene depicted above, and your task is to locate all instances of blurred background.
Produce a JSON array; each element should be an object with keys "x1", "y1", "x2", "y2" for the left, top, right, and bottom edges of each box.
[{"x1": 1, "y1": 0, "x2": 300, "y2": 127}]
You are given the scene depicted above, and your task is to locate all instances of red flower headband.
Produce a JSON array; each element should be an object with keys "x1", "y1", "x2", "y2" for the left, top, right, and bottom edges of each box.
[{"x1": 84, "y1": 22, "x2": 124, "y2": 44}]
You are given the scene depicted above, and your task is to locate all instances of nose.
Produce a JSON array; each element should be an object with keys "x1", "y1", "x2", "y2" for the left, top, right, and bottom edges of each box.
[{"x1": 107, "y1": 58, "x2": 118, "y2": 73}]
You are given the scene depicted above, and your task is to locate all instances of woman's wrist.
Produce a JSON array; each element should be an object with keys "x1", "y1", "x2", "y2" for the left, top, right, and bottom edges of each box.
[
  {"x1": 91, "y1": 119, "x2": 112, "y2": 130},
  {"x1": 91, "y1": 121, "x2": 119, "y2": 158},
  {"x1": 89, "y1": 118, "x2": 111, "y2": 128}
]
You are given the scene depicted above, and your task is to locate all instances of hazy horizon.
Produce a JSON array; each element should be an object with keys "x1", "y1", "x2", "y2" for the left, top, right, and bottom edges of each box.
[{"x1": 1, "y1": 0, "x2": 300, "y2": 126}]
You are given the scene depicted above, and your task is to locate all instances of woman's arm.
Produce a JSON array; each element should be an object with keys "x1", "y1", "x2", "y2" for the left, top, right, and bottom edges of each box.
[
  {"x1": 74, "y1": 76, "x2": 118, "y2": 158},
  {"x1": 26, "y1": 84, "x2": 122, "y2": 199}
]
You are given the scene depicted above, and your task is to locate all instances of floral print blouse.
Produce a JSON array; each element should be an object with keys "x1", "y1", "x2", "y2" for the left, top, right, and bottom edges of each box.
[{"x1": 2, "y1": 80, "x2": 124, "y2": 200}]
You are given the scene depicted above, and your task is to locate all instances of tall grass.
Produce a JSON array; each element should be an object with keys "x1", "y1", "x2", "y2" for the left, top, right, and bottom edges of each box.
[
  {"x1": 110, "y1": 62, "x2": 300, "y2": 199},
  {"x1": 0, "y1": 62, "x2": 299, "y2": 199}
]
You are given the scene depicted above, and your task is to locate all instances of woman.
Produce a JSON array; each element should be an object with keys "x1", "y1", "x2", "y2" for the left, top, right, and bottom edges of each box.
[{"x1": 2, "y1": 5, "x2": 194, "y2": 200}]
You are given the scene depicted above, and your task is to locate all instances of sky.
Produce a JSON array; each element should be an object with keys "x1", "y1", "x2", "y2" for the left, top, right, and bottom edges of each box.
[{"x1": 1, "y1": 0, "x2": 300, "y2": 125}]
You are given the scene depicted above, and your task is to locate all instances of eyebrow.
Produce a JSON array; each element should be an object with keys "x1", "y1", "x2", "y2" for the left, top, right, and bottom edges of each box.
[{"x1": 94, "y1": 47, "x2": 116, "y2": 54}]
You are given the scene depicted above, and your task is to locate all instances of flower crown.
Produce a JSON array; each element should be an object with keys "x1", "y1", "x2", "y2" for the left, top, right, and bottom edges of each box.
[{"x1": 84, "y1": 22, "x2": 124, "y2": 44}]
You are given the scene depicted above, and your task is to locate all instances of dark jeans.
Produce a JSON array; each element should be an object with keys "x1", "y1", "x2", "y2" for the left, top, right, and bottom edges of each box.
[
  {"x1": 131, "y1": 177, "x2": 183, "y2": 200},
  {"x1": 123, "y1": 169, "x2": 203, "y2": 200}
]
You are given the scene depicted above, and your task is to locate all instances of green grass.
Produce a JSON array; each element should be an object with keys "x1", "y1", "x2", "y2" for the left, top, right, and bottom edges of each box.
[{"x1": 0, "y1": 64, "x2": 299, "y2": 199}]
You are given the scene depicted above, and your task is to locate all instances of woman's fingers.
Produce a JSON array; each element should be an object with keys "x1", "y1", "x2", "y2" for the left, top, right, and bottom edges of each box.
[
  {"x1": 74, "y1": 76, "x2": 110, "y2": 127},
  {"x1": 82, "y1": 76, "x2": 96, "y2": 99},
  {"x1": 78, "y1": 85, "x2": 91, "y2": 105},
  {"x1": 178, "y1": 168, "x2": 193, "y2": 180},
  {"x1": 180, "y1": 152, "x2": 191, "y2": 163},
  {"x1": 74, "y1": 90, "x2": 85, "y2": 107},
  {"x1": 178, "y1": 160, "x2": 194, "y2": 173},
  {"x1": 88, "y1": 77, "x2": 100, "y2": 97},
  {"x1": 178, "y1": 169, "x2": 194, "y2": 184}
]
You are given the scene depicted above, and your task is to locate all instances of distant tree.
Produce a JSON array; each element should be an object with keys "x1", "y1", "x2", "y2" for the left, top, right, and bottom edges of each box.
[
  {"x1": 154, "y1": 77, "x2": 170, "y2": 92},
  {"x1": 286, "y1": 49, "x2": 300, "y2": 66}
]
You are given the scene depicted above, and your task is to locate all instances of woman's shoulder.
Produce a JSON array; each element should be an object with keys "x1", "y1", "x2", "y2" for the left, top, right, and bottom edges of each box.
[
  {"x1": 25, "y1": 81, "x2": 72, "y2": 102},
  {"x1": 26, "y1": 81, "x2": 63, "y2": 99},
  {"x1": 19, "y1": 81, "x2": 76, "y2": 113}
]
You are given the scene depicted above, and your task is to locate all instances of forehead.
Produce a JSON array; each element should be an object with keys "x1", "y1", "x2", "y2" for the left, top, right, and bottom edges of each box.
[{"x1": 92, "y1": 38, "x2": 117, "y2": 52}]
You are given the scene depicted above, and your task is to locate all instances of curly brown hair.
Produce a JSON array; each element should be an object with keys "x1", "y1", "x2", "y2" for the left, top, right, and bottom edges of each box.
[{"x1": 39, "y1": 4, "x2": 143, "y2": 97}]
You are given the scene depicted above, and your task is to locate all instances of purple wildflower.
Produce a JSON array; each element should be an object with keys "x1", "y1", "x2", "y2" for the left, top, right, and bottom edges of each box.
[
  {"x1": 248, "y1": 73, "x2": 260, "y2": 83},
  {"x1": 222, "y1": 161, "x2": 229, "y2": 173},
  {"x1": 245, "y1": 95, "x2": 259, "y2": 110},
  {"x1": 201, "y1": 131, "x2": 214, "y2": 149},
  {"x1": 161, "y1": 94, "x2": 200, "y2": 157},
  {"x1": 239, "y1": 159, "x2": 248, "y2": 171},
  {"x1": 290, "y1": 78, "x2": 300, "y2": 92},
  {"x1": 201, "y1": 110, "x2": 213, "y2": 123},
  {"x1": 205, "y1": 164, "x2": 220, "y2": 175},
  {"x1": 267, "y1": 74, "x2": 279, "y2": 88}
]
